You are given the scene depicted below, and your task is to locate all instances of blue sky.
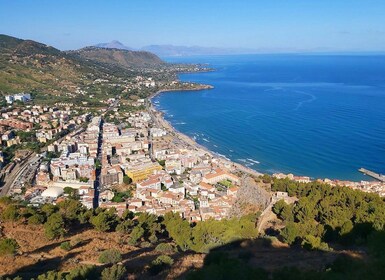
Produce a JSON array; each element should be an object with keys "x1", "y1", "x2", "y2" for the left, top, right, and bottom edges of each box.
[{"x1": 1, "y1": 0, "x2": 385, "y2": 52}]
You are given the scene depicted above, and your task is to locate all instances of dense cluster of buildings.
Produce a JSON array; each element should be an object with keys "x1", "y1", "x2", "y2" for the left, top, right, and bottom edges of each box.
[
  {"x1": 273, "y1": 173, "x2": 385, "y2": 197},
  {"x1": 0, "y1": 104, "x2": 91, "y2": 173},
  {"x1": 22, "y1": 107, "x2": 244, "y2": 221}
]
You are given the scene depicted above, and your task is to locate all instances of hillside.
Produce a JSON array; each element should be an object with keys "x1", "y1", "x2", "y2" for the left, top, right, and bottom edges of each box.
[
  {"x1": 0, "y1": 34, "x2": 165, "y2": 96},
  {"x1": 69, "y1": 47, "x2": 165, "y2": 69}
]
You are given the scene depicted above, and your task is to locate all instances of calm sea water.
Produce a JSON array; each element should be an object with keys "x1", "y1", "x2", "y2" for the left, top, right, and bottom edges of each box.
[{"x1": 153, "y1": 55, "x2": 385, "y2": 181}]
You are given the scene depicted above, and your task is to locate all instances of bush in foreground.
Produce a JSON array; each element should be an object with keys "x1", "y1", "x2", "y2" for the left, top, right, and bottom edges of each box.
[
  {"x1": 98, "y1": 249, "x2": 122, "y2": 264},
  {"x1": 149, "y1": 255, "x2": 174, "y2": 275},
  {"x1": 101, "y1": 264, "x2": 126, "y2": 280},
  {"x1": 60, "y1": 241, "x2": 72, "y2": 251},
  {"x1": 0, "y1": 238, "x2": 19, "y2": 256},
  {"x1": 155, "y1": 243, "x2": 176, "y2": 253}
]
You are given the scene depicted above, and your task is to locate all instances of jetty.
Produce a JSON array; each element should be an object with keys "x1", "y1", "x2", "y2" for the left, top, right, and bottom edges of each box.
[{"x1": 359, "y1": 168, "x2": 385, "y2": 182}]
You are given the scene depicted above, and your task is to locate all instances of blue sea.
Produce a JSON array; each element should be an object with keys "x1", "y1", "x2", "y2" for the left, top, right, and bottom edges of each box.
[{"x1": 153, "y1": 55, "x2": 385, "y2": 181}]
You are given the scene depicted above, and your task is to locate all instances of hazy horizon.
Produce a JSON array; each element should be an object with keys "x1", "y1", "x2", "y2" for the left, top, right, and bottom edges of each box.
[{"x1": 1, "y1": 0, "x2": 385, "y2": 53}]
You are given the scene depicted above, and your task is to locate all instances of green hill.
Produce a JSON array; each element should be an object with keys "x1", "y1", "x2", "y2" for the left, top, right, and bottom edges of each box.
[
  {"x1": 0, "y1": 34, "x2": 165, "y2": 96},
  {"x1": 68, "y1": 46, "x2": 165, "y2": 69}
]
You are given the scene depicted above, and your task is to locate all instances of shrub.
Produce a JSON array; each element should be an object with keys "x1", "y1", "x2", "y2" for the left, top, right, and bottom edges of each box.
[
  {"x1": 1, "y1": 205, "x2": 19, "y2": 221},
  {"x1": 90, "y1": 211, "x2": 116, "y2": 232},
  {"x1": 28, "y1": 213, "x2": 45, "y2": 225},
  {"x1": 60, "y1": 241, "x2": 72, "y2": 251},
  {"x1": 148, "y1": 234, "x2": 158, "y2": 244},
  {"x1": 128, "y1": 225, "x2": 144, "y2": 245},
  {"x1": 66, "y1": 265, "x2": 97, "y2": 280},
  {"x1": 301, "y1": 235, "x2": 331, "y2": 251},
  {"x1": 149, "y1": 255, "x2": 174, "y2": 275},
  {"x1": 44, "y1": 213, "x2": 66, "y2": 240},
  {"x1": 140, "y1": 241, "x2": 152, "y2": 248},
  {"x1": 36, "y1": 271, "x2": 63, "y2": 280},
  {"x1": 155, "y1": 243, "x2": 176, "y2": 253},
  {"x1": 0, "y1": 238, "x2": 19, "y2": 256},
  {"x1": 98, "y1": 249, "x2": 122, "y2": 264},
  {"x1": 101, "y1": 264, "x2": 126, "y2": 280}
]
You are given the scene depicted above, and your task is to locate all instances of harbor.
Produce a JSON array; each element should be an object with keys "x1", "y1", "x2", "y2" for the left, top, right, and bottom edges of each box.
[{"x1": 359, "y1": 168, "x2": 385, "y2": 183}]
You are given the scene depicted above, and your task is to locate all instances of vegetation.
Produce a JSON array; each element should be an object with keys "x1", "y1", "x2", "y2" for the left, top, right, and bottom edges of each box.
[
  {"x1": 0, "y1": 238, "x2": 19, "y2": 256},
  {"x1": 59, "y1": 241, "x2": 72, "y2": 251},
  {"x1": 271, "y1": 178, "x2": 385, "y2": 249},
  {"x1": 44, "y1": 212, "x2": 66, "y2": 240},
  {"x1": 90, "y1": 210, "x2": 117, "y2": 232},
  {"x1": 155, "y1": 242, "x2": 176, "y2": 253},
  {"x1": 3, "y1": 176, "x2": 385, "y2": 278},
  {"x1": 149, "y1": 255, "x2": 174, "y2": 275},
  {"x1": 98, "y1": 249, "x2": 122, "y2": 264},
  {"x1": 101, "y1": 265, "x2": 126, "y2": 280},
  {"x1": 163, "y1": 212, "x2": 258, "y2": 253},
  {"x1": 122, "y1": 175, "x2": 132, "y2": 185},
  {"x1": 111, "y1": 190, "x2": 132, "y2": 203}
]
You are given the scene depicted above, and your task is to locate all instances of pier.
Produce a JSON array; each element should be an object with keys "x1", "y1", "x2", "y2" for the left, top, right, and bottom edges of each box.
[{"x1": 359, "y1": 168, "x2": 385, "y2": 182}]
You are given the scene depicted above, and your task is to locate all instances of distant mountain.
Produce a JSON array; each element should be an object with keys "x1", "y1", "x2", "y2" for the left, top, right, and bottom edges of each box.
[
  {"x1": 94, "y1": 40, "x2": 132, "y2": 50},
  {"x1": 69, "y1": 46, "x2": 165, "y2": 69},
  {"x1": 141, "y1": 45, "x2": 257, "y2": 57}
]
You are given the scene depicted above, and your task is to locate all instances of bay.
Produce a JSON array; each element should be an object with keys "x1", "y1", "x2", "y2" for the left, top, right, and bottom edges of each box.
[{"x1": 153, "y1": 55, "x2": 385, "y2": 181}]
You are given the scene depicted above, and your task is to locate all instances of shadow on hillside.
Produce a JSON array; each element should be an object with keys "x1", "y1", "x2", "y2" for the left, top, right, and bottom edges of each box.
[
  {"x1": 121, "y1": 246, "x2": 154, "y2": 260},
  {"x1": 5, "y1": 222, "x2": 385, "y2": 279},
  {"x1": 29, "y1": 238, "x2": 92, "y2": 254},
  {"x1": 28, "y1": 240, "x2": 64, "y2": 255},
  {"x1": 175, "y1": 237, "x2": 370, "y2": 280},
  {"x1": 8, "y1": 252, "x2": 80, "y2": 279}
]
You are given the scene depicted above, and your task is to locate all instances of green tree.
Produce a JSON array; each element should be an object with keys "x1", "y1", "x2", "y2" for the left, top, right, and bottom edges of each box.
[
  {"x1": 1, "y1": 205, "x2": 19, "y2": 221},
  {"x1": 36, "y1": 271, "x2": 63, "y2": 280},
  {"x1": 90, "y1": 211, "x2": 117, "y2": 232},
  {"x1": 41, "y1": 204, "x2": 58, "y2": 217},
  {"x1": 28, "y1": 213, "x2": 45, "y2": 225},
  {"x1": 155, "y1": 243, "x2": 176, "y2": 253},
  {"x1": 0, "y1": 238, "x2": 19, "y2": 256},
  {"x1": 60, "y1": 241, "x2": 72, "y2": 251},
  {"x1": 123, "y1": 175, "x2": 132, "y2": 185},
  {"x1": 301, "y1": 235, "x2": 330, "y2": 251},
  {"x1": 57, "y1": 199, "x2": 83, "y2": 221},
  {"x1": 129, "y1": 225, "x2": 145, "y2": 245},
  {"x1": 98, "y1": 249, "x2": 122, "y2": 264},
  {"x1": 65, "y1": 265, "x2": 97, "y2": 280},
  {"x1": 272, "y1": 199, "x2": 287, "y2": 216},
  {"x1": 101, "y1": 264, "x2": 126, "y2": 280},
  {"x1": 44, "y1": 213, "x2": 66, "y2": 240},
  {"x1": 116, "y1": 219, "x2": 135, "y2": 234},
  {"x1": 149, "y1": 255, "x2": 174, "y2": 275},
  {"x1": 163, "y1": 212, "x2": 192, "y2": 251},
  {"x1": 281, "y1": 222, "x2": 299, "y2": 245}
]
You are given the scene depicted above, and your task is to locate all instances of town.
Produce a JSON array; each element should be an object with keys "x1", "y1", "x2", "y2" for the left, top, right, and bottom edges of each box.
[{"x1": 1, "y1": 90, "x2": 385, "y2": 225}]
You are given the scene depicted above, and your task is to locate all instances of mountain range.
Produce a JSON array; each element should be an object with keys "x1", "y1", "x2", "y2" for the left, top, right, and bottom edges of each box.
[{"x1": 92, "y1": 40, "x2": 257, "y2": 57}]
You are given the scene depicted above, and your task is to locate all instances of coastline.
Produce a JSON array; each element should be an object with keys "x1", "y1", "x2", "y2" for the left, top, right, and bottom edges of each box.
[
  {"x1": 148, "y1": 87, "x2": 381, "y2": 186},
  {"x1": 148, "y1": 86, "x2": 263, "y2": 178}
]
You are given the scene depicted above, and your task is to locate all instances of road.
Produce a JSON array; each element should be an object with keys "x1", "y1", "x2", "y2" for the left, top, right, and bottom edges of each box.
[
  {"x1": 0, "y1": 125, "x2": 86, "y2": 197},
  {"x1": 0, "y1": 153, "x2": 39, "y2": 196}
]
